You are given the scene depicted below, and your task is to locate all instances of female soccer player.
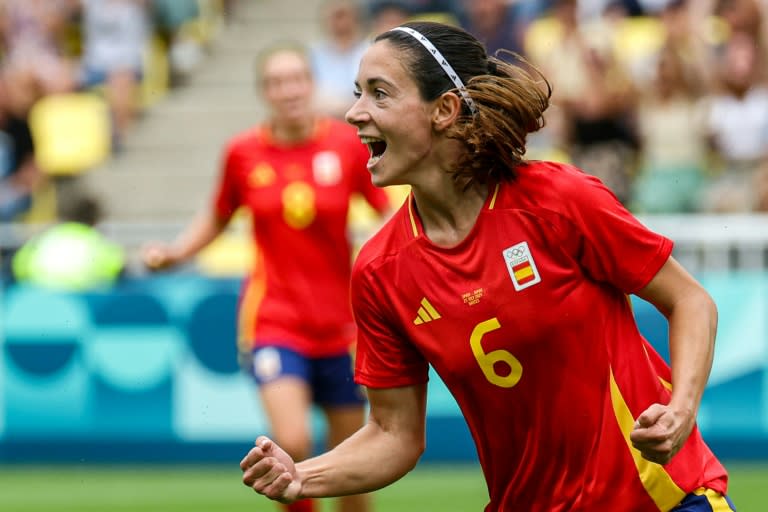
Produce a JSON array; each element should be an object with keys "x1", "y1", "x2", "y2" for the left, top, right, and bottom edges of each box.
[
  {"x1": 239, "y1": 22, "x2": 735, "y2": 511},
  {"x1": 144, "y1": 42, "x2": 390, "y2": 512}
]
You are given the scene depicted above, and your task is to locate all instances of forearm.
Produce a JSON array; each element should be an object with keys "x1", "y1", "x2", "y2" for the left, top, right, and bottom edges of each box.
[
  {"x1": 296, "y1": 418, "x2": 424, "y2": 498},
  {"x1": 169, "y1": 212, "x2": 227, "y2": 262},
  {"x1": 666, "y1": 290, "x2": 717, "y2": 416}
]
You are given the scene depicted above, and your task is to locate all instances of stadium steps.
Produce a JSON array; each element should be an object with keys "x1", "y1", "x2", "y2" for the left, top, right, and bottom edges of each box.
[{"x1": 80, "y1": 0, "x2": 325, "y2": 223}]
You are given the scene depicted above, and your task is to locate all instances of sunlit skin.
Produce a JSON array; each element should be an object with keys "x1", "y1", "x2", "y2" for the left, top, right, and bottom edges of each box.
[
  {"x1": 347, "y1": 41, "x2": 436, "y2": 187},
  {"x1": 346, "y1": 40, "x2": 487, "y2": 247},
  {"x1": 260, "y1": 49, "x2": 316, "y2": 142}
]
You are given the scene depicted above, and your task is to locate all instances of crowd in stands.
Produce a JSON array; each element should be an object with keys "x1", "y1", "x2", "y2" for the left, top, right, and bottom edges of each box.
[
  {"x1": 0, "y1": 0, "x2": 226, "y2": 226},
  {"x1": 316, "y1": 0, "x2": 768, "y2": 214},
  {"x1": 2, "y1": 0, "x2": 768, "y2": 289}
]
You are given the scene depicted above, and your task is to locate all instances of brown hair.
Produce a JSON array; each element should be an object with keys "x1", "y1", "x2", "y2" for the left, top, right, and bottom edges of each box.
[
  {"x1": 375, "y1": 21, "x2": 551, "y2": 186},
  {"x1": 254, "y1": 40, "x2": 313, "y2": 86}
]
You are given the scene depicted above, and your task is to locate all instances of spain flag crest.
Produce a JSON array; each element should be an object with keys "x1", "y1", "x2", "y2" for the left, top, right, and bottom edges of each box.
[{"x1": 502, "y1": 241, "x2": 542, "y2": 291}]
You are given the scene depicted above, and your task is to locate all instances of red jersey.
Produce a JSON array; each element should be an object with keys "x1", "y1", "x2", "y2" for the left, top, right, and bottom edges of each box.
[
  {"x1": 351, "y1": 161, "x2": 727, "y2": 511},
  {"x1": 214, "y1": 117, "x2": 390, "y2": 357}
]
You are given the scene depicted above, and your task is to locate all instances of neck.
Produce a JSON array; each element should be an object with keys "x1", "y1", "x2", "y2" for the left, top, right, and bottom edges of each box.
[
  {"x1": 333, "y1": 32, "x2": 358, "y2": 51},
  {"x1": 412, "y1": 179, "x2": 489, "y2": 248},
  {"x1": 271, "y1": 117, "x2": 316, "y2": 143}
]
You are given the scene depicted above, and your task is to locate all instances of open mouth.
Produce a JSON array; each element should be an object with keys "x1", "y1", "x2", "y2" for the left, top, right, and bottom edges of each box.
[{"x1": 360, "y1": 136, "x2": 387, "y2": 167}]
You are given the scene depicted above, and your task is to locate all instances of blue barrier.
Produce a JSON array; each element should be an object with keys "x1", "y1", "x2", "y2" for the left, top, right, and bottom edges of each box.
[{"x1": 1, "y1": 272, "x2": 766, "y2": 462}]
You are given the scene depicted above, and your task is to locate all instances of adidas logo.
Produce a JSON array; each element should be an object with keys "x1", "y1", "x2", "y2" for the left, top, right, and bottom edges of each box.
[{"x1": 413, "y1": 298, "x2": 441, "y2": 325}]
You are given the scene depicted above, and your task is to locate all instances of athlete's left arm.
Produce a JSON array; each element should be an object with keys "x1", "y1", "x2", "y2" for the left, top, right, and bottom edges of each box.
[{"x1": 630, "y1": 255, "x2": 718, "y2": 465}]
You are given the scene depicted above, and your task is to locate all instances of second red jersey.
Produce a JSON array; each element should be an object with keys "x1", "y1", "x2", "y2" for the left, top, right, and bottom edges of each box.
[
  {"x1": 351, "y1": 161, "x2": 727, "y2": 511},
  {"x1": 214, "y1": 117, "x2": 390, "y2": 357}
]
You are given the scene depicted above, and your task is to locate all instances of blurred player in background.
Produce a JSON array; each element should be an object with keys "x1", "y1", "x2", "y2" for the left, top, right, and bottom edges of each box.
[
  {"x1": 143, "y1": 42, "x2": 390, "y2": 512},
  {"x1": 240, "y1": 21, "x2": 734, "y2": 511},
  {"x1": 309, "y1": 0, "x2": 370, "y2": 119}
]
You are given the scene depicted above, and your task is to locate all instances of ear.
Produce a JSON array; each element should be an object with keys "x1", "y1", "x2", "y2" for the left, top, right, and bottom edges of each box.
[{"x1": 431, "y1": 91, "x2": 462, "y2": 131}]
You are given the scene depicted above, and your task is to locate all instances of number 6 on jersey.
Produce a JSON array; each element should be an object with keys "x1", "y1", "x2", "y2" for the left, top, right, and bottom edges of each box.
[{"x1": 470, "y1": 318, "x2": 523, "y2": 388}]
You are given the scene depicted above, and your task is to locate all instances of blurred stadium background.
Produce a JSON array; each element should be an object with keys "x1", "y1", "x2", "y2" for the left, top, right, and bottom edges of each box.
[{"x1": 1, "y1": 0, "x2": 767, "y2": 510}]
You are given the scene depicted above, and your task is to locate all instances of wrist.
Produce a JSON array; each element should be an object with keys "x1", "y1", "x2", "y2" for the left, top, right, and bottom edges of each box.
[
  {"x1": 287, "y1": 468, "x2": 307, "y2": 502},
  {"x1": 167, "y1": 245, "x2": 188, "y2": 265},
  {"x1": 668, "y1": 395, "x2": 697, "y2": 418}
]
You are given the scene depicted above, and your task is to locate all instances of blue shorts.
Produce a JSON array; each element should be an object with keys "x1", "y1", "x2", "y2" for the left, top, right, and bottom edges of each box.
[
  {"x1": 249, "y1": 345, "x2": 365, "y2": 407},
  {"x1": 672, "y1": 488, "x2": 737, "y2": 511},
  {"x1": 79, "y1": 65, "x2": 143, "y2": 89}
]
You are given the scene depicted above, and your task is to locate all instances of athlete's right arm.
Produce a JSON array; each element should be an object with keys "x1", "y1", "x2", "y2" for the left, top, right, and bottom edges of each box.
[
  {"x1": 142, "y1": 211, "x2": 228, "y2": 271},
  {"x1": 241, "y1": 383, "x2": 428, "y2": 503}
]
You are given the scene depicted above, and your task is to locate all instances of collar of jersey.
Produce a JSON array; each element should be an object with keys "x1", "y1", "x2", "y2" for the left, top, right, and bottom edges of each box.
[{"x1": 407, "y1": 182, "x2": 501, "y2": 239}]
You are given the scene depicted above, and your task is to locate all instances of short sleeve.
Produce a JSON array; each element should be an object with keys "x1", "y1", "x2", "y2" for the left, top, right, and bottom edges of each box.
[
  {"x1": 562, "y1": 171, "x2": 673, "y2": 293},
  {"x1": 212, "y1": 142, "x2": 242, "y2": 221},
  {"x1": 351, "y1": 264, "x2": 429, "y2": 389}
]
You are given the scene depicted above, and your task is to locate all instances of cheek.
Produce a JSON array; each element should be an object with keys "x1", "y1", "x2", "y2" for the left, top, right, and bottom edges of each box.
[{"x1": 398, "y1": 119, "x2": 431, "y2": 153}]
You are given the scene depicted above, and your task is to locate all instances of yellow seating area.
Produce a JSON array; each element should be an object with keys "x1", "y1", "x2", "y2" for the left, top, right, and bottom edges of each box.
[
  {"x1": 14, "y1": 0, "x2": 228, "y2": 224},
  {"x1": 525, "y1": 15, "x2": 667, "y2": 72},
  {"x1": 28, "y1": 93, "x2": 112, "y2": 177}
]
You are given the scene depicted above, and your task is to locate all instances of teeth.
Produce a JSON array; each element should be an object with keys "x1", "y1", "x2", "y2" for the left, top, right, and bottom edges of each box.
[
  {"x1": 360, "y1": 136, "x2": 383, "y2": 144},
  {"x1": 367, "y1": 154, "x2": 382, "y2": 169}
]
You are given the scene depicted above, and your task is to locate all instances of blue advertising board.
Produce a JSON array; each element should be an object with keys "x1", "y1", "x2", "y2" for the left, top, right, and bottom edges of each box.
[{"x1": 1, "y1": 271, "x2": 766, "y2": 462}]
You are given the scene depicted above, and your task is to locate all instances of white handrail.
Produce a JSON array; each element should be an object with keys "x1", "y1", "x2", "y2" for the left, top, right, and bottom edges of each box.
[{"x1": 2, "y1": 214, "x2": 768, "y2": 273}]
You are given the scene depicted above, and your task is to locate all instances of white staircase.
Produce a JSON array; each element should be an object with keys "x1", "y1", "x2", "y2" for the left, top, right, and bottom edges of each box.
[{"x1": 81, "y1": 0, "x2": 326, "y2": 223}]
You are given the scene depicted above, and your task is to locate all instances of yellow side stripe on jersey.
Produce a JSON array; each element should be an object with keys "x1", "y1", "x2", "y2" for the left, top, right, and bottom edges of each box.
[
  {"x1": 693, "y1": 488, "x2": 736, "y2": 511},
  {"x1": 238, "y1": 250, "x2": 267, "y2": 351},
  {"x1": 637, "y1": 335, "x2": 674, "y2": 392},
  {"x1": 609, "y1": 368, "x2": 686, "y2": 511}
]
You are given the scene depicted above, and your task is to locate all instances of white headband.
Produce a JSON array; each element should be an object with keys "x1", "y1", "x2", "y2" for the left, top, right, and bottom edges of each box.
[{"x1": 392, "y1": 26, "x2": 479, "y2": 115}]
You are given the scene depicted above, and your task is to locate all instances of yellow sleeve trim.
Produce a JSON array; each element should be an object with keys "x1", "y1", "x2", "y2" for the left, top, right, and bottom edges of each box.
[{"x1": 692, "y1": 488, "x2": 735, "y2": 511}]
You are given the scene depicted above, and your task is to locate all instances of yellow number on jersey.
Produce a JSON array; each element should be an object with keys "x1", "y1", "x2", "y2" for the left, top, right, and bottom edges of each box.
[
  {"x1": 470, "y1": 318, "x2": 523, "y2": 388},
  {"x1": 282, "y1": 181, "x2": 316, "y2": 229}
]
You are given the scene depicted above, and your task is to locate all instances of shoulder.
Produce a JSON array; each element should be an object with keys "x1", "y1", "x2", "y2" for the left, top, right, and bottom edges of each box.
[
  {"x1": 223, "y1": 126, "x2": 265, "y2": 156},
  {"x1": 520, "y1": 160, "x2": 594, "y2": 189},
  {"x1": 497, "y1": 160, "x2": 605, "y2": 207}
]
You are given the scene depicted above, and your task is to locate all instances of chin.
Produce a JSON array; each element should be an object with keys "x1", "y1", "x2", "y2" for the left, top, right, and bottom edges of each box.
[
  {"x1": 370, "y1": 170, "x2": 405, "y2": 190},
  {"x1": 369, "y1": 169, "x2": 393, "y2": 188}
]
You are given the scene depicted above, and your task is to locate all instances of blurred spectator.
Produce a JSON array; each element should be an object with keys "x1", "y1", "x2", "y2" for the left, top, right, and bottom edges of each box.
[
  {"x1": 715, "y1": 0, "x2": 765, "y2": 43},
  {"x1": 567, "y1": 47, "x2": 639, "y2": 205},
  {"x1": 632, "y1": 42, "x2": 709, "y2": 213},
  {"x1": 151, "y1": 0, "x2": 203, "y2": 85},
  {"x1": 657, "y1": 0, "x2": 715, "y2": 90},
  {"x1": 755, "y1": 162, "x2": 768, "y2": 211},
  {"x1": 702, "y1": 30, "x2": 768, "y2": 212},
  {"x1": 530, "y1": 0, "x2": 639, "y2": 204},
  {"x1": 76, "y1": 0, "x2": 152, "y2": 148},
  {"x1": 11, "y1": 194, "x2": 125, "y2": 291},
  {"x1": 368, "y1": 1, "x2": 413, "y2": 35},
  {"x1": 367, "y1": 0, "x2": 460, "y2": 19},
  {"x1": 310, "y1": 0, "x2": 370, "y2": 118},
  {"x1": 577, "y1": 0, "x2": 644, "y2": 19},
  {"x1": 0, "y1": 62, "x2": 45, "y2": 222},
  {"x1": 455, "y1": 0, "x2": 528, "y2": 56},
  {"x1": 0, "y1": 0, "x2": 78, "y2": 94}
]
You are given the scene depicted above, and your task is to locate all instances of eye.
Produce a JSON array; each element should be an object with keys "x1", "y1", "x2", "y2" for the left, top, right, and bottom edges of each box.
[
  {"x1": 353, "y1": 89, "x2": 361, "y2": 99},
  {"x1": 374, "y1": 89, "x2": 387, "y2": 100}
]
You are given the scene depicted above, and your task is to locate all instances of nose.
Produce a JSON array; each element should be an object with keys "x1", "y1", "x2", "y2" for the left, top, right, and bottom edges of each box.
[{"x1": 345, "y1": 96, "x2": 368, "y2": 126}]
